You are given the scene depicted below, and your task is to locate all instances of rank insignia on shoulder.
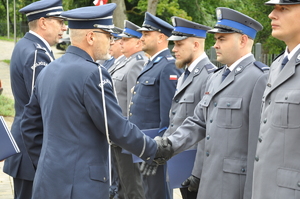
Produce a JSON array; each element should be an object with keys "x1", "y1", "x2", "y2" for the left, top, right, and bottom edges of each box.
[
  {"x1": 136, "y1": 54, "x2": 143, "y2": 60},
  {"x1": 154, "y1": 56, "x2": 162, "y2": 63},
  {"x1": 204, "y1": 64, "x2": 217, "y2": 73},
  {"x1": 254, "y1": 61, "x2": 269, "y2": 71},
  {"x1": 169, "y1": 75, "x2": 178, "y2": 80},
  {"x1": 34, "y1": 43, "x2": 46, "y2": 51},
  {"x1": 166, "y1": 55, "x2": 175, "y2": 61}
]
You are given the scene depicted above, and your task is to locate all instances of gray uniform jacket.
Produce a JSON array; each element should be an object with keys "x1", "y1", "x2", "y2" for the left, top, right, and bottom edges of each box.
[
  {"x1": 107, "y1": 55, "x2": 126, "y2": 74},
  {"x1": 168, "y1": 55, "x2": 269, "y2": 199},
  {"x1": 252, "y1": 49, "x2": 300, "y2": 199},
  {"x1": 21, "y1": 46, "x2": 157, "y2": 199},
  {"x1": 164, "y1": 55, "x2": 216, "y2": 178},
  {"x1": 110, "y1": 51, "x2": 147, "y2": 117}
]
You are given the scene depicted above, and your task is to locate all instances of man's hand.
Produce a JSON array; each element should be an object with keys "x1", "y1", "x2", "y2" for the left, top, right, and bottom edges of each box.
[
  {"x1": 140, "y1": 136, "x2": 174, "y2": 176},
  {"x1": 181, "y1": 175, "x2": 200, "y2": 192}
]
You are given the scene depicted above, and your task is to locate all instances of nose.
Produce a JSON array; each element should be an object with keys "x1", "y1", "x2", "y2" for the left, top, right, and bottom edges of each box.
[
  {"x1": 268, "y1": 9, "x2": 276, "y2": 20},
  {"x1": 62, "y1": 23, "x2": 67, "y2": 31}
]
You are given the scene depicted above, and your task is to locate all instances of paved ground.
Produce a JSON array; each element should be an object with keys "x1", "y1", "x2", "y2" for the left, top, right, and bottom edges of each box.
[{"x1": 0, "y1": 40, "x2": 182, "y2": 198}]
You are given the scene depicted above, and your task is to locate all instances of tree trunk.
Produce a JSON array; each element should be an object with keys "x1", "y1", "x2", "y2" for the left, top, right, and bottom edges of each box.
[
  {"x1": 147, "y1": 0, "x2": 159, "y2": 15},
  {"x1": 111, "y1": 0, "x2": 127, "y2": 28}
]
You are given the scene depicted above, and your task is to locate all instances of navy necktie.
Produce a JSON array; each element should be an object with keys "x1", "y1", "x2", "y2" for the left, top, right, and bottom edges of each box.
[
  {"x1": 221, "y1": 68, "x2": 231, "y2": 82},
  {"x1": 281, "y1": 56, "x2": 289, "y2": 70},
  {"x1": 183, "y1": 69, "x2": 190, "y2": 82}
]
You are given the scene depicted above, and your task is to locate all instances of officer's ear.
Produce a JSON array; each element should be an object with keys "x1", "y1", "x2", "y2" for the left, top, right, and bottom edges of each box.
[
  {"x1": 39, "y1": 17, "x2": 47, "y2": 30},
  {"x1": 240, "y1": 34, "x2": 249, "y2": 47},
  {"x1": 86, "y1": 31, "x2": 94, "y2": 45}
]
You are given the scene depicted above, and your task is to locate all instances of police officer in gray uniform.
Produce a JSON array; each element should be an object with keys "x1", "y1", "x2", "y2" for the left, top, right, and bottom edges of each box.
[
  {"x1": 252, "y1": 1, "x2": 300, "y2": 199},
  {"x1": 164, "y1": 16, "x2": 216, "y2": 199},
  {"x1": 20, "y1": 4, "x2": 172, "y2": 199},
  {"x1": 129, "y1": 12, "x2": 182, "y2": 199},
  {"x1": 110, "y1": 20, "x2": 148, "y2": 199},
  {"x1": 145, "y1": 7, "x2": 269, "y2": 199},
  {"x1": 3, "y1": 0, "x2": 66, "y2": 198}
]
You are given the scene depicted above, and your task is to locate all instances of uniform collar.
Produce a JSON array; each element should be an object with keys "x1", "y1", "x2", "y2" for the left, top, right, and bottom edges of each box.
[
  {"x1": 150, "y1": 48, "x2": 169, "y2": 61},
  {"x1": 29, "y1": 30, "x2": 52, "y2": 52},
  {"x1": 186, "y1": 52, "x2": 208, "y2": 72},
  {"x1": 284, "y1": 43, "x2": 300, "y2": 60},
  {"x1": 226, "y1": 53, "x2": 252, "y2": 71}
]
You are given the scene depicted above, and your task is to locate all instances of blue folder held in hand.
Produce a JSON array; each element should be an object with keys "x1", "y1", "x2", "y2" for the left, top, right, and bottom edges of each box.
[
  {"x1": 167, "y1": 149, "x2": 197, "y2": 189},
  {"x1": 0, "y1": 116, "x2": 20, "y2": 161},
  {"x1": 121, "y1": 128, "x2": 159, "y2": 163}
]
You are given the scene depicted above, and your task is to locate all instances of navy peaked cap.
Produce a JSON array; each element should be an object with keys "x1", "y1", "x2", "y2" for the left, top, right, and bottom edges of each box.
[
  {"x1": 137, "y1": 12, "x2": 174, "y2": 37},
  {"x1": 169, "y1": 16, "x2": 212, "y2": 41},
  {"x1": 19, "y1": 0, "x2": 63, "y2": 22},
  {"x1": 119, "y1": 20, "x2": 142, "y2": 38},
  {"x1": 111, "y1": 27, "x2": 123, "y2": 39},
  {"x1": 61, "y1": 3, "x2": 116, "y2": 31},
  {"x1": 265, "y1": 0, "x2": 300, "y2": 4},
  {"x1": 208, "y1": 7, "x2": 263, "y2": 39}
]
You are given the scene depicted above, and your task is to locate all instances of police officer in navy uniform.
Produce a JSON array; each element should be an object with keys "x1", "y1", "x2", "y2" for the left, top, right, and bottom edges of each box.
[
  {"x1": 110, "y1": 20, "x2": 148, "y2": 199},
  {"x1": 3, "y1": 0, "x2": 66, "y2": 198},
  {"x1": 252, "y1": 1, "x2": 300, "y2": 199},
  {"x1": 128, "y1": 12, "x2": 182, "y2": 199},
  {"x1": 143, "y1": 7, "x2": 269, "y2": 199},
  {"x1": 164, "y1": 16, "x2": 216, "y2": 199},
  {"x1": 20, "y1": 4, "x2": 172, "y2": 199}
]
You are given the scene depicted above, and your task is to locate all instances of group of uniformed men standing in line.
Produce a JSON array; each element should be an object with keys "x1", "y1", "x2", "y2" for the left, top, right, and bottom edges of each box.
[{"x1": 3, "y1": 0, "x2": 300, "y2": 199}]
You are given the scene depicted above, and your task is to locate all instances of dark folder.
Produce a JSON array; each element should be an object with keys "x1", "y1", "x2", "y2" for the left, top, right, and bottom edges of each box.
[{"x1": 0, "y1": 116, "x2": 20, "y2": 161}]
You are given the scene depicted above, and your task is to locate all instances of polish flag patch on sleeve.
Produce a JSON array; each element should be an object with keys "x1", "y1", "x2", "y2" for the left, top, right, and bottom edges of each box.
[{"x1": 169, "y1": 75, "x2": 178, "y2": 80}]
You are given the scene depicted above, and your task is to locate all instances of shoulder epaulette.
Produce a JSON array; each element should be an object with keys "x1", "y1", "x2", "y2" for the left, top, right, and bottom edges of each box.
[
  {"x1": 165, "y1": 55, "x2": 175, "y2": 61},
  {"x1": 136, "y1": 54, "x2": 144, "y2": 61},
  {"x1": 34, "y1": 43, "x2": 47, "y2": 51},
  {"x1": 214, "y1": 65, "x2": 225, "y2": 73},
  {"x1": 254, "y1": 61, "x2": 269, "y2": 72},
  {"x1": 204, "y1": 63, "x2": 217, "y2": 74}
]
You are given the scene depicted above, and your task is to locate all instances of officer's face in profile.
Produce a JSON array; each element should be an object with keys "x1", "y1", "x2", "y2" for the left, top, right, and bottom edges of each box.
[
  {"x1": 93, "y1": 30, "x2": 112, "y2": 60},
  {"x1": 213, "y1": 33, "x2": 241, "y2": 66},
  {"x1": 44, "y1": 17, "x2": 67, "y2": 46},
  {"x1": 120, "y1": 37, "x2": 139, "y2": 57},
  {"x1": 109, "y1": 39, "x2": 122, "y2": 59},
  {"x1": 172, "y1": 39, "x2": 194, "y2": 69},
  {"x1": 140, "y1": 31, "x2": 160, "y2": 56},
  {"x1": 268, "y1": 4, "x2": 300, "y2": 44}
]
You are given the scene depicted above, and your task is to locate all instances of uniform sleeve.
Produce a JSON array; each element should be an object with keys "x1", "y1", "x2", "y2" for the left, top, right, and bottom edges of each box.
[
  {"x1": 243, "y1": 72, "x2": 268, "y2": 198},
  {"x1": 159, "y1": 62, "x2": 182, "y2": 135},
  {"x1": 126, "y1": 60, "x2": 144, "y2": 116},
  {"x1": 21, "y1": 86, "x2": 44, "y2": 169},
  {"x1": 83, "y1": 68, "x2": 157, "y2": 163},
  {"x1": 22, "y1": 48, "x2": 52, "y2": 96},
  {"x1": 168, "y1": 101, "x2": 206, "y2": 155}
]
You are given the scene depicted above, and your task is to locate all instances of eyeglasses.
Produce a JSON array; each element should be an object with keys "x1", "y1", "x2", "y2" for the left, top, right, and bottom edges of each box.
[
  {"x1": 93, "y1": 31, "x2": 114, "y2": 42},
  {"x1": 47, "y1": 17, "x2": 65, "y2": 27}
]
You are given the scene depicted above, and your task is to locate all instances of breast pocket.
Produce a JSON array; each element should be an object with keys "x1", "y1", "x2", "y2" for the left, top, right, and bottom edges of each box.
[
  {"x1": 216, "y1": 97, "x2": 242, "y2": 129},
  {"x1": 178, "y1": 93, "x2": 194, "y2": 117},
  {"x1": 271, "y1": 90, "x2": 300, "y2": 129},
  {"x1": 138, "y1": 77, "x2": 156, "y2": 98},
  {"x1": 276, "y1": 168, "x2": 300, "y2": 199}
]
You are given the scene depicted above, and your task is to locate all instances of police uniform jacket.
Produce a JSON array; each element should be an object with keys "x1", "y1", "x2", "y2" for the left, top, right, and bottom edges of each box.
[
  {"x1": 168, "y1": 55, "x2": 269, "y2": 199},
  {"x1": 128, "y1": 49, "x2": 182, "y2": 133},
  {"x1": 21, "y1": 46, "x2": 157, "y2": 199},
  {"x1": 107, "y1": 55, "x2": 126, "y2": 74},
  {"x1": 252, "y1": 48, "x2": 300, "y2": 199},
  {"x1": 3, "y1": 32, "x2": 54, "y2": 181},
  {"x1": 164, "y1": 55, "x2": 216, "y2": 178},
  {"x1": 110, "y1": 51, "x2": 147, "y2": 117}
]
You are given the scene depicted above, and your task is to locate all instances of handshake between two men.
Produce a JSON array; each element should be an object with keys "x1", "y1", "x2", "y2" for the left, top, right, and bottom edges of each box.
[{"x1": 140, "y1": 136, "x2": 200, "y2": 193}]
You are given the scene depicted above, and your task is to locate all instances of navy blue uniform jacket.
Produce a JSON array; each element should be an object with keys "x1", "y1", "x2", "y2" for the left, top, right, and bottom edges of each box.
[
  {"x1": 4, "y1": 32, "x2": 54, "y2": 180},
  {"x1": 128, "y1": 49, "x2": 182, "y2": 134},
  {"x1": 21, "y1": 46, "x2": 157, "y2": 199}
]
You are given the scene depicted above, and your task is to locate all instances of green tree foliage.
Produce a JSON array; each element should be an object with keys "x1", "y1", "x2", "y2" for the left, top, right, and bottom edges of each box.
[{"x1": 1, "y1": 0, "x2": 286, "y2": 54}]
